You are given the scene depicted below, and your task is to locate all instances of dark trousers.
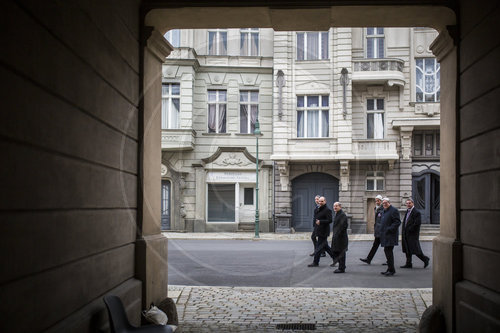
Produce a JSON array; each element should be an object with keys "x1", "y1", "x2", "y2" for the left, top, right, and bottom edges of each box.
[
  {"x1": 332, "y1": 250, "x2": 346, "y2": 270},
  {"x1": 405, "y1": 252, "x2": 428, "y2": 264},
  {"x1": 366, "y1": 237, "x2": 381, "y2": 261},
  {"x1": 313, "y1": 236, "x2": 334, "y2": 264},
  {"x1": 311, "y1": 227, "x2": 325, "y2": 254},
  {"x1": 384, "y1": 246, "x2": 395, "y2": 273}
]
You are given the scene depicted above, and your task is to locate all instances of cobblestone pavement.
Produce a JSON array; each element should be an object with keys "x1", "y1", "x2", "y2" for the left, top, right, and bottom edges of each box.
[{"x1": 168, "y1": 285, "x2": 432, "y2": 332}]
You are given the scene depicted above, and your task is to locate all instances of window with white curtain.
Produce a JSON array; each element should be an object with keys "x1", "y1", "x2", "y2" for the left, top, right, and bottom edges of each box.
[
  {"x1": 416, "y1": 58, "x2": 440, "y2": 102},
  {"x1": 297, "y1": 95, "x2": 329, "y2": 138},
  {"x1": 164, "y1": 29, "x2": 180, "y2": 47},
  {"x1": 208, "y1": 29, "x2": 227, "y2": 55},
  {"x1": 367, "y1": 98, "x2": 384, "y2": 139},
  {"x1": 240, "y1": 28, "x2": 259, "y2": 56},
  {"x1": 240, "y1": 90, "x2": 259, "y2": 134},
  {"x1": 207, "y1": 90, "x2": 227, "y2": 133},
  {"x1": 366, "y1": 171, "x2": 385, "y2": 191},
  {"x1": 366, "y1": 27, "x2": 385, "y2": 58},
  {"x1": 296, "y1": 32, "x2": 329, "y2": 60},
  {"x1": 161, "y1": 83, "x2": 180, "y2": 129}
]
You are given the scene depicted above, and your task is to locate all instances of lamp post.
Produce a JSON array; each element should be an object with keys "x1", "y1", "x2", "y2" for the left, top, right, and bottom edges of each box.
[{"x1": 254, "y1": 119, "x2": 261, "y2": 238}]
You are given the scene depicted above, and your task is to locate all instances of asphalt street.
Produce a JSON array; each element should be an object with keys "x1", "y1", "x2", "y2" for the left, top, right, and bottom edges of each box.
[{"x1": 168, "y1": 239, "x2": 432, "y2": 288}]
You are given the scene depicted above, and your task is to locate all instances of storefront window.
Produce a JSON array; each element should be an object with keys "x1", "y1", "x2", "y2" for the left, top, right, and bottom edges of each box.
[{"x1": 207, "y1": 184, "x2": 235, "y2": 222}]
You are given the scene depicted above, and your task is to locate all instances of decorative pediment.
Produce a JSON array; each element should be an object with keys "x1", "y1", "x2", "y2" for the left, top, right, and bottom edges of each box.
[
  {"x1": 163, "y1": 65, "x2": 179, "y2": 79},
  {"x1": 208, "y1": 73, "x2": 226, "y2": 85},
  {"x1": 202, "y1": 147, "x2": 257, "y2": 170},
  {"x1": 240, "y1": 73, "x2": 258, "y2": 86},
  {"x1": 295, "y1": 81, "x2": 330, "y2": 92}
]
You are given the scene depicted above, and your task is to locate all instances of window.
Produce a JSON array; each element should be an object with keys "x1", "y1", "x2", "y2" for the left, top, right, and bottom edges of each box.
[
  {"x1": 366, "y1": 98, "x2": 384, "y2": 139},
  {"x1": 366, "y1": 171, "x2": 385, "y2": 191},
  {"x1": 416, "y1": 58, "x2": 440, "y2": 102},
  {"x1": 207, "y1": 90, "x2": 227, "y2": 133},
  {"x1": 164, "y1": 29, "x2": 180, "y2": 47},
  {"x1": 208, "y1": 29, "x2": 227, "y2": 55},
  {"x1": 240, "y1": 28, "x2": 259, "y2": 56},
  {"x1": 161, "y1": 83, "x2": 180, "y2": 129},
  {"x1": 297, "y1": 32, "x2": 329, "y2": 60},
  {"x1": 244, "y1": 188, "x2": 254, "y2": 205},
  {"x1": 366, "y1": 28, "x2": 384, "y2": 58},
  {"x1": 297, "y1": 95, "x2": 329, "y2": 138},
  {"x1": 161, "y1": 180, "x2": 171, "y2": 230},
  {"x1": 413, "y1": 131, "x2": 440, "y2": 158},
  {"x1": 240, "y1": 91, "x2": 259, "y2": 133},
  {"x1": 207, "y1": 184, "x2": 235, "y2": 222}
]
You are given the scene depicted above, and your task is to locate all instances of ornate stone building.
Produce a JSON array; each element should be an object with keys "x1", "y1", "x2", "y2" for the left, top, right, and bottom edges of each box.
[{"x1": 161, "y1": 27, "x2": 440, "y2": 233}]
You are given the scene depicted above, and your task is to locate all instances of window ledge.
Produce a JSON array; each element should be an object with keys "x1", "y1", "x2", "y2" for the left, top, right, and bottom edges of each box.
[
  {"x1": 201, "y1": 132, "x2": 231, "y2": 136},
  {"x1": 234, "y1": 133, "x2": 263, "y2": 137}
]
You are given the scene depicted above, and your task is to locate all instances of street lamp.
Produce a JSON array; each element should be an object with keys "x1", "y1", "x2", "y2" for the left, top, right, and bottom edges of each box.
[{"x1": 254, "y1": 119, "x2": 261, "y2": 238}]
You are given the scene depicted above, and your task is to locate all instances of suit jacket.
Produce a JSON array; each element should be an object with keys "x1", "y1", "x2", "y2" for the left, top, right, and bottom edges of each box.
[
  {"x1": 402, "y1": 207, "x2": 423, "y2": 255},
  {"x1": 379, "y1": 205, "x2": 401, "y2": 247},
  {"x1": 312, "y1": 205, "x2": 320, "y2": 227},
  {"x1": 314, "y1": 204, "x2": 332, "y2": 238},
  {"x1": 331, "y1": 209, "x2": 348, "y2": 251},
  {"x1": 373, "y1": 205, "x2": 384, "y2": 238}
]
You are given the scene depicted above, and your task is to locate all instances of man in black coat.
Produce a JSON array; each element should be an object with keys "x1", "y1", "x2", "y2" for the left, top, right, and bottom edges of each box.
[
  {"x1": 379, "y1": 197, "x2": 401, "y2": 276},
  {"x1": 330, "y1": 202, "x2": 348, "y2": 273},
  {"x1": 307, "y1": 196, "x2": 334, "y2": 267},
  {"x1": 310, "y1": 195, "x2": 325, "y2": 257},
  {"x1": 360, "y1": 194, "x2": 384, "y2": 265},
  {"x1": 401, "y1": 198, "x2": 430, "y2": 268}
]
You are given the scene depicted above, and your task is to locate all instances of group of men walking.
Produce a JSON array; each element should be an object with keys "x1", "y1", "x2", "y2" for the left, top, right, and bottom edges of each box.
[{"x1": 308, "y1": 194, "x2": 429, "y2": 276}]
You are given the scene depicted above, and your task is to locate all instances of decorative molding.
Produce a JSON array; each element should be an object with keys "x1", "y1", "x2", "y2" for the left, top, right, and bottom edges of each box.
[
  {"x1": 241, "y1": 73, "x2": 258, "y2": 86},
  {"x1": 276, "y1": 161, "x2": 289, "y2": 191},
  {"x1": 429, "y1": 27, "x2": 455, "y2": 62},
  {"x1": 202, "y1": 147, "x2": 257, "y2": 164},
  {"x1": 161, "y1": 164, "x2": 168, "y2": 176},
  {"x1": 213, "y1": 153, "x2": 253, "y2": 167},
  {"x1": 146, "y1": 29, "x2": 173, "y2": 62},
  {"x1": 400, "y1": 127, "x2": 414, "y2": 161},
  {"x1": 340, "y1": 160, "x2": 349, "y2": 191}
]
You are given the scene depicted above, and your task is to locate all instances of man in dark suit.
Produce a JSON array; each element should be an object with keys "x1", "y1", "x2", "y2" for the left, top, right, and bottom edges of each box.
[
  {"x1": 330, "y1": 202, "x2": 348, "y2": 273},
  {"x1": 307, "y1": 196, "x2": 334, "y2": 267},
  {"x1": 379, "y1": 197, "x2": 401, "y2": 276},
  {"x1": 401, "y1": 198, "x2": 430, "y2": 268},
  {"x1": 310, "y1": 195, "x2": 325, "y2": 257},
  {"x1": 360, "y1": 194, "x2": 384, "y2": 265}
]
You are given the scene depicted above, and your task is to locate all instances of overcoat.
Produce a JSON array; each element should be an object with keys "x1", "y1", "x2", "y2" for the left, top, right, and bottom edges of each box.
[
  {"x1": 373, "y1": 205, "x2": 384, "y2": 238},
  {"x1": 379, "y1": 205, "x2": 401, "y2": 247},
  {"x1": 401, "y1": 208, "x2": 423, "y2": 255},
  {"x1": 331, "y1": 209, "x2": 348, "y2": 251},
  {"x1": 314, "y1": 204, "x2": 332, "y2": 238}
]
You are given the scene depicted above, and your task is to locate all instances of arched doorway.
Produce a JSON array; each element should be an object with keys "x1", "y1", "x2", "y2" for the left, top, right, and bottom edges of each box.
[
  {"x1": 291, "y1": 172, "x2": 339, "y2": 232},
  {"x1": 412, "y1": 170, "x2": 440, "y2": 224}
]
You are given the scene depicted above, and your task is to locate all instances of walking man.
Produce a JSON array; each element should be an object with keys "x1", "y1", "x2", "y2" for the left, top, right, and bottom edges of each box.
[
  {"x1": 360, "y1": 194, "x2": 384, "y2": 265},
  {"x1": 307, "y1": 196, "x2": 334, "y2": 267},
  {"x1": 379, "y1": 198, "x2": 401, "y2": 276},
  {"x1": 330, "y1": 202, "x2": 348, "y2": 273},
  {"x1": 310, "y1": 195, "x2": 325, "y2": 257},
  {"x1": 401, "y1": 198, "x2": 430, "y2": 268}
]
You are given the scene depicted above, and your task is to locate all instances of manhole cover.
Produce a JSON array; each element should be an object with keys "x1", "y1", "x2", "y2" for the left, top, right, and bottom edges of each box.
[{"x1": 276, "y1": 323, "x2": 316, "y2": 330}]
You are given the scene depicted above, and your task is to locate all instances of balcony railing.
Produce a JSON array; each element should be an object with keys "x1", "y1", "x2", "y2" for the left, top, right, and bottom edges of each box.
[
  {"x1": 161, "y1": 129, "x2": 196, "y2": 151},
  {"x1": 352, "y1": 58, "x2": 405, "y2": 85},
  {"x1": 352, "y1": 140, "x2": 399, "y2": 160}
]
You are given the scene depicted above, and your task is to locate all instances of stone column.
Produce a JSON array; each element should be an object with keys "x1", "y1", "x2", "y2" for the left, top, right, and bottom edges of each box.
[
  {"x1": 429, "y1": 27, "x2": 459, "y2": 333},
  {"x1": 136, "y1": 28, "x2": 173, "y2": 308},
  {"x1": 399, "y1": 126, "x2": 414, "y2": 206}
]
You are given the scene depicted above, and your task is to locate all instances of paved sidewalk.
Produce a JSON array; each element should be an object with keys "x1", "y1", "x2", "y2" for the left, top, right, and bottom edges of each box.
[
  {"x1": 163, "y1": 232, "x2": 436, "y2": 242},
  {"x1": 168, "y1": 285, "x2": 431, "y2": 332}
]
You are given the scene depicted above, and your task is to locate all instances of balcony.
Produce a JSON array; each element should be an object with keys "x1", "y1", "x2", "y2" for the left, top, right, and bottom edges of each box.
[
  {"x1": 352, "y1": 58, "x2": 405, "y2": 86},
  {"x1": 161, "y1": 129, "x2": 196, "y2": 151},
  {"x1": 352, "y1": 140, "x2": 399, "y2": 160}
]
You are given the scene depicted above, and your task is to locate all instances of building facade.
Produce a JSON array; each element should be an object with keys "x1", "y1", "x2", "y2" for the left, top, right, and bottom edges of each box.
[{"x1": 161, "y1": 27, "x2": 440, "y2": 233}]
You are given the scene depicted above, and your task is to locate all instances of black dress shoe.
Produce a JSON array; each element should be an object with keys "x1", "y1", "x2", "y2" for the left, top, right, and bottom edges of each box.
[
  {"x1": 330, "y1": 262, "x2": 337, "y2": 267},
  {"x1": 309, "y1": 253, "x2": 315, "y2": 256},
  {"x1": 382, "y1": 262, "x2": 388, "y2": 265},
  {"x1": 359, "y1": 258, "x2": 371, "y2": 264},
  {"x1": 333, "y1": 269, "x2": 345, "y2": 274},
  {"x1": 381, "y1": 271, "x2": 389, "y2": 275},
  {"x1": 308, "y1": 263, "x2": 319, "y2": 267},
  {"x1": 424, "y1": 257, "x2": 430, "y2": 268},
  {"x1": 320, "y1": 253, "x2": 326, "y2": 257},
  {"x1": 400, "y1": 264, "x2": 413, "y2": 268},
  {"x1": 384, "y1": 271, "x2": 395, "y2": 276}
]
